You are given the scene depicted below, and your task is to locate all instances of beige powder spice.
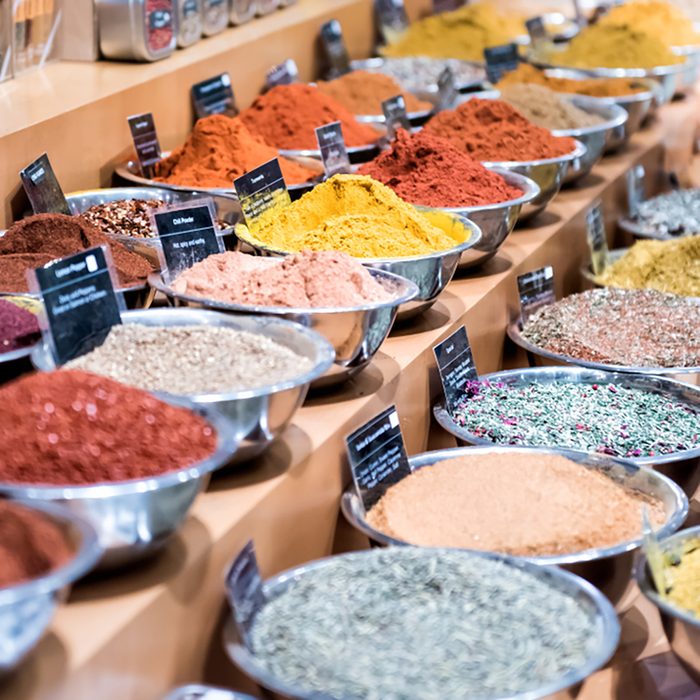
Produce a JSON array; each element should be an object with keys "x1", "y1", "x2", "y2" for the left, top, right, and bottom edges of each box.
[{"x1": 367, "y1": 452, "x2": 666, "y2": 556}]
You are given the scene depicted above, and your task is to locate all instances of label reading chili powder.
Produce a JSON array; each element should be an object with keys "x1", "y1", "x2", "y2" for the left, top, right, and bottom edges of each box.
[
  {"x1": 626, "y1": 164, "x2": 646, "y2": 216},
  {"x1": 320, "y1": 20, "x2": 351, "y2": 77},
  {"x1": 226, "y1": 541, "x2": 266, "y2": 649},
  {"x1": 484, "y1": 43, "x2": 519, "y2": 84},
  {"x1": 346, "y1": 405, "x2": 411, "y2": 511},
  {"x1": 375, "y1": 0, "x2": 409, "y2": 43},
  {"x1": 265, "y1": 59, "x2": 299, "y2": 90},
  {"x1": 585, "y1": 201, "x2": 609, "y2": 276},
  {"x1": 19, "y1": 153, "x2": 70, "y2": 215},
  {"x1": 128, "y1": 113, "x2": 162, "y2": 179},
  {"x1": 32, "y1": 247, "x2": 122, "y2": 364},
  {"x1": 517, "y1": 266, "x2": 555, "y2": 323},
  {"x1": 315, "y1": 122, "x2": 351, "y2": 176},
  {"x1": 433, "y1": 326, "x2": 478, "y2": 415},
  {"x1": 192, "y1": 73, "x2": 237, "y2": 119},
  {"x1": 234, "y1": 158, "x2": 291, "y2": 232},
  {"x1": 382, "y1": 95, "x2": 410, "y2": 139}
]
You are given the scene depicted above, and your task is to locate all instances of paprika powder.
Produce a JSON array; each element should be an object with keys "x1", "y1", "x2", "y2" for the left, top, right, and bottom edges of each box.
[{"x1": 0, "y1": 298, "x2": 40, "y2": 353}]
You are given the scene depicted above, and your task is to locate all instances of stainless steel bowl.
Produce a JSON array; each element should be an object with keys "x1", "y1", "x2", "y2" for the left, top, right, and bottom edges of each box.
[
  {"x1": 0, "y1": 393, "x2": 239, "y2": 570},
  {"x1": 433, "y1": 366, "x2": 700, "y2": 496},
  {"x1": 617, "y1": 213, "x2": 700, "y2": 241},
  {"x1": 163, "y1": 685, "x2": 259, "y2": 700},
  {"x1": 234, "y1": 214, "x2": 482, "y2": 321},
  {"x1": 32, "y1": 308, "x2": 335, "y2": 464},
  {"x1": 672, "y1": 44, "x2": 700, "y2": 91},
  {"x1": 635, "y1": 524, "x2": 700, "y2": 685},
  {"x1": 0, "y1": 500, "x2": 101, "y2": 674},
  {"x1": 483, "y1": 140, "x2": 587, "y2": 222},
  {"x1": 341, "y1": 444, "x2": 687, "y2": 608},
  {"x1": 148, "y1": 266, "x2": 418, "y2": 389},
  {"x1": 426, "y1": 169, "x2": 540, "y2": 269},
  {"x1": 223, "y1": 546, "x2": 620, "y2": 700}
]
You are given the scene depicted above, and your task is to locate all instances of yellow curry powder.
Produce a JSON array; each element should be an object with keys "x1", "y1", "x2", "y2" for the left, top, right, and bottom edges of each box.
[
  {"x1": 595, "y1": 236, "x2": 700, "y2": 297},
  {"x1": 240, "y1": 174, "x2": 467, "y2": 258},
  {"x1": 381, "y1": 3, "x2": 524, "y2": 62},
  {"x1": 665, "y1": 540, "x2": 700, "y2": 617}
]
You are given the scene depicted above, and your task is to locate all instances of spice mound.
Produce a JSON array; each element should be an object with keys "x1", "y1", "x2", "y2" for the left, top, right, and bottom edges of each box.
[
  {"x1": 0, "y1": 297, "x2": 40, "y2": 353},
  {"x1": 0, "y1": 214, "x2": 152, "y2": 292},
  {"x1": 664, "y1": 538, "x2": 700, "y2": 617},
  {"x1": 551, "y1": 24, "x2": 683, "y2": 69},
  {"x1": 629, "y1": 189, "x2": 700, "y2": 238},
  {"x1": 499, "y1": 83, "x2": 605, "y2": 130},
  {"x1": 80, "y1": 199, "x2": 164, "y2": 239},
  {"x1": 0, "y1": 500, "x2": 74, "y2": 588},
  {"x1": 249, "y1": 548, "x2": 603, "y2": 699},
  {"x1": 173, "y1": 250, "x2": 393, "y2": 307},
  {"x1": 316, "y1": 71, "x2": 432, "y2": 116},
  {"x1": 424, "y1": 98, "x2": 576, "y2": 161},
  {"x1": 381, "y1": 3, "x2": 524, "y2": 61},
  {"x1": 155, "y1": 115, "x2": 317, "y2": 188},
  {"x1": 0, "y1": 369, "x2": 218, "y2": 485},
  {"x1": 450, "y1": 379, "x2": 700, "y2": 458},
  {"x1": 595, "y1": 236, "x2": 700, "y2": 297},
  {"x1": 522, "y1": 288, "x2": 700, "y2": 368},
  {"x1": 497, "y1": 63, "x2": 649, "y2": 98},
  {"x1": 239, "y1": 174, "x2": 467, "y2": 258},
  {"x1": 66, "y1": 324, "x2": 313, "y2": 394},
  {"x1": 368, "y1": 451, "x2": 665, "y2": 555},
  {"x1": 239, "y1": 85, "x2": 379, "y2": 151},
  {"x1": 358, "y1": 128, "x2": 523, "y2": 207}
]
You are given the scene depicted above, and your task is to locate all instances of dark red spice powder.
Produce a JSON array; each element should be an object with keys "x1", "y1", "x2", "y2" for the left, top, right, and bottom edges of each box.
[
  {"x1": 0, "y1": 298, "x2": 40, "y2": 353},
  {"x1": 0, "y1": 370, "x2": 218, "y2": 486},
  {"x1": 359, "y1": 129, "x2": 523, "y2": 207},
  {"x1": 424, "y1": 98, "x2": 576, "y2": 161},
  {"x1": 0, "y1": 500, "x2": 74, "y2": 588}
]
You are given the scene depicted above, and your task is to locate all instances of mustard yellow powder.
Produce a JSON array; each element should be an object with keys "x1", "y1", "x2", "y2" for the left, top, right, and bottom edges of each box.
[
  {"x1": 238, "y1": 174, "x2": 468, "y2": 258},
  {"x1": 665, "y1": 540, "x2": 700, "y2": 617},
  {"x1": 595, "y1": 236, "x2": 700, "y2": 297}
]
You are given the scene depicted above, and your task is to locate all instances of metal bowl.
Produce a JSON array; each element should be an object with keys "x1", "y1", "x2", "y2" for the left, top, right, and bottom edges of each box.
[
  {"x1": 618, "y1": 212, "x2": 700, "y2": 241},
  {"x1": 423, "y1": 169, "x2": 540, "y2": 269},
  {"x1": 234, "y1": 213, "x2": 482, "y2": 321},
  {"x1": 163, "y1": 685, "x2": 259, "y2": 700},
  {"x1": 148, "y1": 266, "x2": 418, "y2": 389},
  {"x1": 482, "y1": 140, "x2": 587, "y2": 222},
  {"x1": 32, "y1": 308, "x2": 335, "y2": 464},
  {"x1": 355, "y1": 106, "x2": 434, "y2": 128},
  {"x1": 635, "y1": 524, "x2": 700, "y2": 685},
  {"x1": 671, "y1": 43, "x2": 700, "y2": 91},
  {"x1": 433, "y1": 366, "x2": 700, "y2": 496},
  {"x1": 0, "y1": 392, "x2": 239, "y2": 570},
  {"x1": 0, "y1": 500, "x2": 101, "y2": 674},
  {"x1": 341, "y1": 444, "x2": 687, "y2": 607},
  {"x1": 223, "y1": 546, "x2": 620, "y2": 700}
]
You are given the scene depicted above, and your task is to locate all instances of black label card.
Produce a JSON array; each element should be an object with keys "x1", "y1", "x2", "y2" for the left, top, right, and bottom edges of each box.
[
  {"x1": 33, "y1": 247, "x2": 122, "y2": 364},
  {"x1": 382, "y1": 94, "x2": 410, "y2": 139},
  {"x1": 320, "y1": 19, "x2": 351, "y2": 77},
  {"x1": 128, "y1": 112, "x2": 162, "y2": 178},
  {"x1": 433, "y1": 0, "x2": 460, "y2": 12},
  {"x1": 153, "y1": 201, "x2": 222, "y2": 277},
  {"x1": 526, "y1": 16, "x2": 547, "y2": 43},
  {"x1": 19, "y1": 153, "x2": 70, "y2": 215},
  {"x1": 346, "y1": 405, "x2": 411, "y2": 511},
  {"x1": 192, "y1": 73, "x2": 237, "y2": 119},
  {"x1": 433, "y1": 326, "x2": 478, "y2": 415},
  {"x1": 437, "y1": 66, "x2": 458, "y2": 109},
  {"x1": 234, "y1": 158, "x2": 291, "y2": 231},
  {"x1": 375, "y1": 0, "x2": 409, "y2": 42},
  {"x1": 265, "y1": 59, "x2": 299, "y2": 89},
  {"x1": 225, "y1": 541, "x2": 266, "y2": 649},
  {"x1": 315, "y1": 121, "x2": 351, "y2": 176},
  {"x1": 517, "y1": 265, "x2": 555, "y2": 323},
  {"x1": 586, "y1": 201, "x2": 609, "y2": 276},
  {"x1": 484, "y1": 43, "x2": 519, "y2": 84},
  {"x1": 626, "y1": 164, "x2": 646, "y2": 216}
]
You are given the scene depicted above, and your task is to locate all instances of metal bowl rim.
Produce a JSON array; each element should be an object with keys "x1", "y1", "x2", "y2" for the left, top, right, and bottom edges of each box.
[
  {"x1": 527, "y1": 54, "x2": 690, "y2": 78},
  {"x1": 481, "y1": 138, "x2": 587, "y2": 168},
  {"x1": 618, "y1": 213, "x2": 700, "y2": 240},
  {"x1": 550, "y1": 100, "x2": 628, "y2": 138},
  {"x1": 278, "y1": 139, "x2": 381, "y2": 160}
]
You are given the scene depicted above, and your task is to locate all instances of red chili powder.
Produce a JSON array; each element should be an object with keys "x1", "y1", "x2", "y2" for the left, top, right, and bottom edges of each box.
[
  {"x1": 0, "y1": 370, "x2": 218, "y2": 486},
  {"x1": 0, "y1": 500, "x2": 74, "y2": 588},
  {"x1": 239, "y1": 84, "x2": 380, "y2": 150},
  {"x1": 424, "y1": 98, "x2": 576, "y2": 161},
  {"x1": 0, "y1": 298, "x2": 40, "y2": 353},
  {"x1": 359, "y1": 129, "x2": 523, "y2": 207}
]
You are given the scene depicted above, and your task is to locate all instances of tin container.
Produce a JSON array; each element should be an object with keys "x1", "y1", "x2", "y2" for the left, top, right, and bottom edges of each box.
[
  {"x1": 164, "y1": 686, "x2": 259, "y2": 700},
  {"x1": 175, "y1": 0, "x2": 202, "y2": 47},
  {"x1": 229, "y1": 0, "x2": 255, "y2": 24},
  {"x1": 202, "y1": 0, "x2": 228, "y2": 35},
  {"x1": 255, "y1": 0, "x2": 279, "y2": 16}
]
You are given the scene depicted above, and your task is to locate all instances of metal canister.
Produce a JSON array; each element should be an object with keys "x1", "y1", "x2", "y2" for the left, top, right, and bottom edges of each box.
[
  {"x1": 229, "y1": 0, "x2": 255, "y2": 25},
  {"x1": 255, "y1": 0, "x2": 280, "y2": 16},
  {"x1": 175, "y1": 0, "x2": 202, "y2": 47},
  {"x1": 202, "y1": 0, "x2": 228, "y2": 34}
]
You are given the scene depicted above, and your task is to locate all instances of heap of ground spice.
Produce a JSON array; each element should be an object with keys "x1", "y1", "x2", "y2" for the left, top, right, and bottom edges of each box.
[
  {"x1": 239, "y1": 84, "x2": 379, "y2": 151},
  {"x1": 0, "y1": 214, "x2": 152, "y2": 292},
  {"x1": 0, "y1": 500, "x2": 74, "y2": 588},
  {"x1": 0, "y1": 369, "x2": 218, "y2": 485},
  {"x1": 155, "y1": 115, "x2": 317, "y2": 188},
  {"x1": 358, "y1": 129, "x2": 523, "y2": 207},
  {"x1": 315, "y1": 71, "x2": 432, "y2": 116},
  {"x1": 0, "y1": 297, "x2": 40, "y2": 353},
  {"x1": 424, "y1": 98, "x2": 576, "y2": 161}
]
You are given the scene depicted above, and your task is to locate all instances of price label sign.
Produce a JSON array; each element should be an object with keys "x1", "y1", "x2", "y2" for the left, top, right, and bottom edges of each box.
[
  {"x1": 375, "y1": 0, "x2": 409, "y2": 43},
  {"x1": 234, "y1": 158, "x2": 291, "y2": 232},
  {"x1": 433, "y1": 326, "x2": 478, "y2": 415},
  {"x1": 626, "y1": 164, "x2": 646, "y2": 216},
  {"x1": 225, "y1": 541, "x2": 266, "y2": 649},
  {"x1": 19, "y1": 153, "x2": 70, "y2": 215},
  {"x1": 346, "y1": 405, "x2": 411, "y2": 511},
  {"x1": 437, "y1": 66, "x2": 458, "y2": 110},
  {"x1": 586, "y1": 200, "x2": 609, "y2": 276},
  {"x1": 265, "y1": 59, "x2": 299, "y2": 89},
  {"x1": 32, "y1": 247, "x2": 122, "y2": 365},
  {"x1": 382, "y1": 94, "x2": 410, "y2": 139},
  {"x1": 320, "y1": 19, "x2": 351, "y2": 77},
  {"x1": 315, "y1": 122, "x2": 351, "y2": 177},
  {"x1": 517, "y1": 265, "x2": 555, "y2": 323},
  {"x1": 484, "y1": 43, "x2": 519, "y2": 84},
  {"x1": 191, "y1": 73, "x2": 237, "y2": 119},
  {"x1": 525, "y1": 16, "x2": 547, "y2": 44},
  {"x1": 128, "y1": 112, "x2": 162, "y2": 178}
]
